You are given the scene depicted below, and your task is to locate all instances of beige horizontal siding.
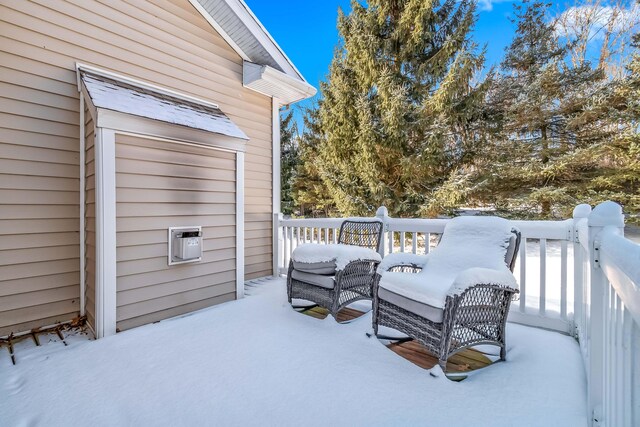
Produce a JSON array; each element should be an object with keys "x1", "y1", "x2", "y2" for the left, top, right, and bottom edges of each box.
[
  {"x1": 0, "y1": 0, "x2": 273, "y2": 335},
  {"x1": 116, "y1": 292, "x2": 235, "y2": 332},
  {"x1": 115, "y1": 134, "x2": 237, "y2": 331}
]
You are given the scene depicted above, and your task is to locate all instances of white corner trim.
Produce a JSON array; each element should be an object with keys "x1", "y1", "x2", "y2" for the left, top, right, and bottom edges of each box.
[
  {"x1": 79, "y1": 93, "x2": 86, "y2": 317},
  {"x1": 272, "y1": 99, "x2": 282, "y2": 278},
  {"x1": 187, "y1": 0, "x2": 250, "y2": 62},
  {"x1": 272, "y1": 98, "x2": 281, "y2": 215},
  {"x1": 236, "y1": 151, "x2": 245, "y2": 299},
  {"x1": 75, "y1": 63, "x2": 220, "y2": 110},
  {"x1": 94, "y1": 127, "x2": 117, "y2": 338}
]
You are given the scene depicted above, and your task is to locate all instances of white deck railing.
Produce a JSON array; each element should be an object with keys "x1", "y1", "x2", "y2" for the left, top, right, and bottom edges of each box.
[
  {"x1": 571, "y1": 203, "x2": 640, "y2": 426},
  {"x1": 275, "y1": 207, "x2": 575, "y2": 332},
  {"x1": 273, "y1": 201, "x2": 640, "y2": 426}
]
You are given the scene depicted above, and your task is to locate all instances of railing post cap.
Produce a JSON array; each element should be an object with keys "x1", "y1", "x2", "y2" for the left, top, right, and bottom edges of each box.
[
  {"x1": 376, "y1": 206, "x2": 388, "y2": 217},
  {"x1": 588, "y1": 201, "x2": 624, "y2": 228},
  {"x1": 573, "y1": 204, "x2": 592, "y2": 219}
]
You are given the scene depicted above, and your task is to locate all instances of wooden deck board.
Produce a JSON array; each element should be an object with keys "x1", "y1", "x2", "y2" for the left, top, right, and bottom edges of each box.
[{"x1": 300, "y1": 306, "x2": 493, "y2": 374}]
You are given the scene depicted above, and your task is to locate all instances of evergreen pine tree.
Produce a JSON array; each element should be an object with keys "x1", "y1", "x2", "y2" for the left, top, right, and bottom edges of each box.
[
  {"x1": 293, "y1": 106, "x2": 337, "y2": 217},
  {"x1": 472, "y1": 0, "x2": 613, "y2": 219},
  {"x1": 280, "y1": 110, "x2": 299, "y2": 215},
  {"x1": 315, "y1": 0, "x2": 487, "y2": 217},
  {"x1": 586, "y1": 22, "x2": 640, "y2": 221}
]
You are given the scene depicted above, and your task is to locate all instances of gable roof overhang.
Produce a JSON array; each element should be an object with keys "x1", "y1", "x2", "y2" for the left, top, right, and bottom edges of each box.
[{"x1": 189, "y1": 0, "x2": 317, "y2": 104}]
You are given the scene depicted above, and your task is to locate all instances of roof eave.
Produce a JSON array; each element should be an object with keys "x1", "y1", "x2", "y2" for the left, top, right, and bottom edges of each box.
[
  {"x1": 243, "y1": 62, "x2": 317, "y2": 105},
  {"x1": 190, "y1": 0, "x2": 315, "y2": 90}
]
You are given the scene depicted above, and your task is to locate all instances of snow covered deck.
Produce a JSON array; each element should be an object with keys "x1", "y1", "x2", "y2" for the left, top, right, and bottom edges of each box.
[{"x1": 1, "y1": 278, "x2": 586, "y2": 426}]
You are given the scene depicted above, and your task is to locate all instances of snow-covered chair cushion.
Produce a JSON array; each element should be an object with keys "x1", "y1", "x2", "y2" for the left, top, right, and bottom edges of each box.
[
  {"x1": 291, "y1": 243, "x2": 381, "y2": 275},
  {"x1": 378, "y1": 216, "x2": 518, "y2": 312}
]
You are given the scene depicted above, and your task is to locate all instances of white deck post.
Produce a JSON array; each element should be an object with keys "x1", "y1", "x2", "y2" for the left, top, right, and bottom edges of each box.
[
  {"x1": 587, "y1": 201, "x2": 625, "y2": 425},
  {"x1": 376, "y1": 206, "x2": 389, "y2": 257},
  {"x1": 273, "y1": 212, "x2": 283, "y2": 277},
  {"x1": 573, "y1": 204, "x2": 591, "y2": 337},
  {"x1": 236, "y1": 151, "x2": 245, "y2": 299},
  {"x1": 272, "y1": 98, "x2": 282, "y2": 277}
]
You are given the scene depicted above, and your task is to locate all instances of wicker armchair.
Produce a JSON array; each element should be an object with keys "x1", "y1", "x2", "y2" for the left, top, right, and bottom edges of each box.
[
  {"x1": 372, "y1": 217, "x2": 521, "y2": 372},
  {"x1": 287, "y1": 219, "x2": 383, "y2": 319}
]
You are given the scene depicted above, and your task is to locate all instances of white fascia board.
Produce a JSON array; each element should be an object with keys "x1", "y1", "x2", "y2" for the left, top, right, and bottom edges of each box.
[
  {"x1": 95, "y1": 109, "x2": 247, "y2": 153},
  {"x1": 243, "y1": 62, "x2": 317, "y2": 105}
]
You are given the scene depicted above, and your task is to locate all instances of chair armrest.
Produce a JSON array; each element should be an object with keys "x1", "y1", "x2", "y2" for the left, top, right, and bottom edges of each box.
[
  {"x1": 378, "y1": 253, "x2": 429, "y2": 273},
  {"x1": 447, "y1": 267, "x2": 518, "y2": 298},
  {"x1": 384, "y1": 264, "x2": 423, "y2": 273},
  {"x1": 335, "y1": 258, "x2": 381, "y2": 295},
  {"x1": 338, "y1": 258, "x2": 381, "y2": 275}
]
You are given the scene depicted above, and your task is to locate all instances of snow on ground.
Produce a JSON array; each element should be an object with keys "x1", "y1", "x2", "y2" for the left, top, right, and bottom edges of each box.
[{"x1": 0, "y1": 278, "x2": 586, "y2": 427}]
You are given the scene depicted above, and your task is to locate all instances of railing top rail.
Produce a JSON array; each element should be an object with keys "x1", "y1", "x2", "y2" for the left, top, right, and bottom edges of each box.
[
  {"x1": 280, "y1": 216, "x2": 574, "y2": 240},
  {"x1": 280, "y1": 218, "x2": 345, "y2": 227},
  {"x1": 600, "y1": 227, "x2": 640, "y2": 325},
  {"x1": 386, "y1": 218, "x2": 448, "y2": 233},
  {"x1": 510, "y1": 219, "x2": 572, "y2": 240}
]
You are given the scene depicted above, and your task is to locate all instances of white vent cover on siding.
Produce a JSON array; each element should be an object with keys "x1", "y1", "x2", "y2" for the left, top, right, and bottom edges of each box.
[{"x1": 80, "y1": 70, "x2": 248, "y2": 140}]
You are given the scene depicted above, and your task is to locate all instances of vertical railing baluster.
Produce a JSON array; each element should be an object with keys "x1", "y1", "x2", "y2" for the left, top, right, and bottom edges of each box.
[
  {"x1": 412, "y1": 232, "x2": 417, "y2": 254},
  {"x1": 388, "y1": 231, "x2": 394, "y2": 254},
  {"x1": 604, "y1": 284, "x2": 612, "y2": 424},
  {"x1": 519, "y1": 239, "x2": 527, "y2": 312},
  {"x1": 400, "y1": 231, "x2": 405, "y2": 253},
  {"x1": 425, "y1": 233, "x2": 431, "y2": 254},
  {"x1": 539, "y1": 238, "x2": 546, "y2": 315},
  {"x1": 283, "y1": 226, "x2": 289, "y2": 269},
  {"x1": 622, "y1": 309, "x2": 632, "y2": 425},
  {"x1": 615, "y1": 295, "x2": 624, "y2": 427},
  {"x1": 561, "y1": 240, "x2": 568, "y2": 319},
  {"x1": 289, "y1": 227, "x2": 294, "y2": 262},
  {"x1": 324, "y1": 228, "x2": 329, "y2": 244}
]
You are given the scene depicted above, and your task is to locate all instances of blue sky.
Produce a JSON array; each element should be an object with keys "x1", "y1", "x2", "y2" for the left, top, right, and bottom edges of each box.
[{"x1": 244, "y1": 0, "x2": 569, "y2": 127}]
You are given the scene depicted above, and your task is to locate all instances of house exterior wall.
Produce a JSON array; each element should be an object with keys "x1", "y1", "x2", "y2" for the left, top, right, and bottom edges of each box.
[
  {"x1": 114, "y1": 134, "x2": 237, "y2": 331},
  {"x1": 0, "y1": 0, "x2": 273, "y2": 336}
]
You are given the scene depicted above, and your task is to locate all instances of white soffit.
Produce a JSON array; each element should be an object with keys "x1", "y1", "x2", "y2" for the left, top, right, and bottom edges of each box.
[
  {"x1": 79, "y1": 68, "x2": 248, "y2": 141},
  {"x1": 243, "y1": 61, "x2": 317, "y2": 105}
]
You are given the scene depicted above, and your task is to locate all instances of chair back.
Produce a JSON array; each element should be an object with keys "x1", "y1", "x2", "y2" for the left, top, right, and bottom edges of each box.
[{"x1": 338, "y1": 220, "x2": 383, "y2": 252}]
